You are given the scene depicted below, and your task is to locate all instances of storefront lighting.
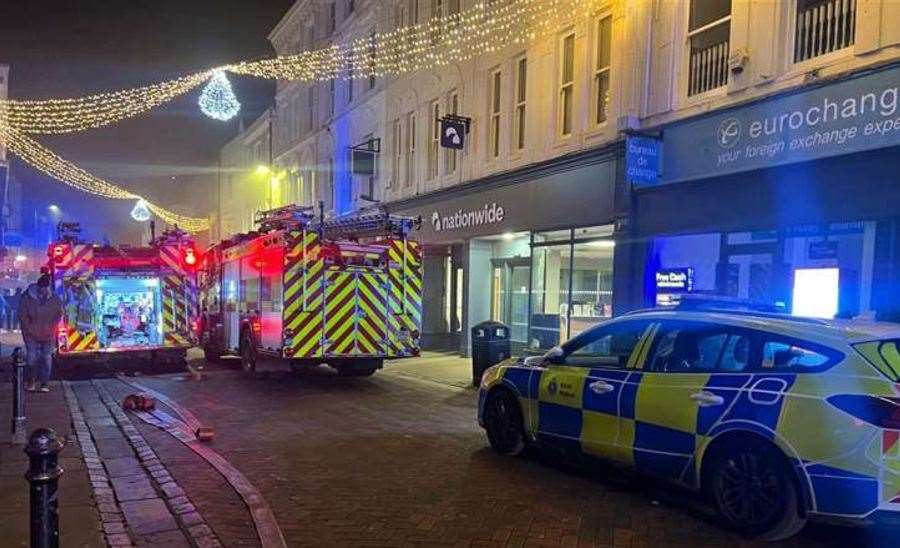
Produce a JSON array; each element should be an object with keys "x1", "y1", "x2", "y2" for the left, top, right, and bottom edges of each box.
[
  {"x1": 14, "y1": 254, "x2": 27, "y2": 262},
  {"x1": 587, "y1": 240, "x2": 615, "y2": 248},
  {"x1": 502, "y1": 232, "x2": 516, "y2": 240}
]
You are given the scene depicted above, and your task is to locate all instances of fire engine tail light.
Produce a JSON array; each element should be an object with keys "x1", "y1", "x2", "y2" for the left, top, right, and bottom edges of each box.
[
  {"x1": 57, "y1": 325, "x2": 69, "y2": 352},
  {"x1": 251, "y1": 320, "x2": 262, "y2": 333},
  {"x1": 51, "y1": 245, "x2": 67, "y2": 263},
  {"x1": 183, "y1": 247, "x2": 198, "y2": 268}
]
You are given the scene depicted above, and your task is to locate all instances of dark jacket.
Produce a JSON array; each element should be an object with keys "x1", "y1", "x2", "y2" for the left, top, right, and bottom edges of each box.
[{"x1": 18, "y1": 284, "x2": 64, "y2": 343}]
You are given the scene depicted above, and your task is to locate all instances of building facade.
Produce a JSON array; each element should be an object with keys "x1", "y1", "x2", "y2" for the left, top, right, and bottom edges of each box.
[
  {"x1": 625, "y1": 0, "x2": 900, "y2": 323},
  {"x1": 214, "y1": 0, "x2": 900, "y2": 355}
]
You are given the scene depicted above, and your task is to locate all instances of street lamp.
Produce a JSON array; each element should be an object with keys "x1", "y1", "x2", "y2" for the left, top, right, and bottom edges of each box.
[{"x1": 47, "y1": 204, "x2": 60, "y2": 215}]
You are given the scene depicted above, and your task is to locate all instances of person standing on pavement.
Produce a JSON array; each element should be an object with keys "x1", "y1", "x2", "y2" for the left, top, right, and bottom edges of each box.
[{"x1": 18, "y1": 274, "x2": 63, "y2": 392}]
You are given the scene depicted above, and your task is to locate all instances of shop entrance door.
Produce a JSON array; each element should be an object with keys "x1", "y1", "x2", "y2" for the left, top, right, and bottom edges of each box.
[{"x1": 491, "y1": 258, "x2": 530, "y2": 347}]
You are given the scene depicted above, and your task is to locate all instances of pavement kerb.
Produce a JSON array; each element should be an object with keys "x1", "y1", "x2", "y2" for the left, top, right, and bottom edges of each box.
[{"x1": 91, "y1": 379, "x2": 225, "y2": 548}]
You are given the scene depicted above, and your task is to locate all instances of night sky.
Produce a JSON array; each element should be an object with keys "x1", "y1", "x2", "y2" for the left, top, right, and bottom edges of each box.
[{"x1": 0, "y1": 0, "x2": 294, "y2": 242}]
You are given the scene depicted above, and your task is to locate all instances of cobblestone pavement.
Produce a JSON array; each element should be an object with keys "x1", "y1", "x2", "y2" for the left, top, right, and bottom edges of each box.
[{"x1": 91, "y1": 354, "x2": 893, "y2": 548}]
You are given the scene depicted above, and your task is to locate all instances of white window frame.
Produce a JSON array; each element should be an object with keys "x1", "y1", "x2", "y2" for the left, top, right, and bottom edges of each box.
[
  {"x1": 489, "y1": 68, "x2": 502, "y2": 159},
  {"x1": 558, "y1": 32, "x2": 576, "y2": 138},
  {"x1": 392, "y1": 118, "x2": 402, "y2": 188},
  {"x1": 405, "y1": 112, "x2": 416, "y2": 188},
  {"x1": 428, "y1": 100, "x2": 440, "y2": 180},
  {"x1": 684, "y1": 0, "x2": 731, "y2": 99},
  {"x1": 513, "y1": 56, "x2": 527, "y2": 151},
  {"x1": 593, "y1": 14, "x2": 612, "y2": 126}
]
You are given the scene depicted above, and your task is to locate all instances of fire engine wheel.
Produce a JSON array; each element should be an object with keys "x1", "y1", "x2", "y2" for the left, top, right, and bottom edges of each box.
[{"x1": 240, "y1": 334, "x2": 257, "y2": 374}]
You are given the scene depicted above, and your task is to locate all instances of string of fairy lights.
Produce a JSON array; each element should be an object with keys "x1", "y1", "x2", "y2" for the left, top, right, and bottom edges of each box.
[{"x1": 0, "y1": 0, "x2": 594, "y2": 232}]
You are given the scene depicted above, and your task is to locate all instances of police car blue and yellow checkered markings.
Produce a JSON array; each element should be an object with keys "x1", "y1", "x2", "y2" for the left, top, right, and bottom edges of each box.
[{"x1": 500, "y1": 364, "x2": 539, "y2": 399}]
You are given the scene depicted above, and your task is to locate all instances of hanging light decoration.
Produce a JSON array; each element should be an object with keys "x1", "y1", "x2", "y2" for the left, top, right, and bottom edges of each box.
[
  {"x1": 198, "y1": 70, "x2": 241, "y2": 121},
  {"x1": 130, "y1": 199, "x2": 152, "y2": 222}
]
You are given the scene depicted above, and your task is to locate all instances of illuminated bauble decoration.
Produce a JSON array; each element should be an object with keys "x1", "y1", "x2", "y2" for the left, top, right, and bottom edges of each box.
[
  {"x1": 131, "y1": 199, "x2": 152, "y2": 222},
  {"x1": 199, "y1": 70, "x2": 241, "y2": 121}
]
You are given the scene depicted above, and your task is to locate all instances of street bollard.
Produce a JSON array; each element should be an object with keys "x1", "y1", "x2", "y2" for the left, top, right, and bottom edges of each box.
[
  {"x1": 24, "y1": 428, "x2": 64, "y2": 548},
  {"x1": 10, "y1": 347, "x2": 26, "y2": 445}
]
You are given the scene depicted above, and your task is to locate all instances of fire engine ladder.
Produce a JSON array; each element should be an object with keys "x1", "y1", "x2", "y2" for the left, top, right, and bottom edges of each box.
[
  {"x1": 319, "y1": 209, "x2": 420, "y2": 241},
  {"x1": 255, "y1": 204, "x2": 317, "y2": 233}
]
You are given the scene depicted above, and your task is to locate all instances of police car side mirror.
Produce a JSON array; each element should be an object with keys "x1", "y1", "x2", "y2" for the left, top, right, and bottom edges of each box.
[{"x1": 545, "y1": 346, "x2": 565, "y2": 365}]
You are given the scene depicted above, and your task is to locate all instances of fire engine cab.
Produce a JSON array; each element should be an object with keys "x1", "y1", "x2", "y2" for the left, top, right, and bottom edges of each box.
[
  {"x1": 197, "y1": 205, "x2": 422, "y2": 376},
  {"x1": 48, "y1": 222, "x2": 199, "y2": 368}
]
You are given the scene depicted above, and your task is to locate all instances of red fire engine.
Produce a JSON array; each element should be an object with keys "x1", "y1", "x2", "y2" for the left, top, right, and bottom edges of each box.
[
  {"x1": 48, "y1": 223, "x2": 200, "y2": 369},
  {"x1": 197, "y1": 206, "x2": 422, "y2": 376}
]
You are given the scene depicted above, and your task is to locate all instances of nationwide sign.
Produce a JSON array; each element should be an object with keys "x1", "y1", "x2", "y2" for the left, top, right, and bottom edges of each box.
[
  {"x1": 431, "y1": 202, "x2": 505, "y2": 232},
  {"x1": 659, "y1": 63, "x2": 900, "y2": 185}
]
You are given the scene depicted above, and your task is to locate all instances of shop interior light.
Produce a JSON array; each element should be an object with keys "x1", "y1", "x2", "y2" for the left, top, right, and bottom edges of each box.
[
  {"x1": 792, "y1": 268, "x2": 840, "y2": 319},
  {"x1": 14, "y1": 254, "x2": 27, "y2": 262},
  {"x1": 502, "y1": 232, "x2": 516, "y2": 241},
  {"x1": 587, "y1": 240, "x2": 615, "y2": 248}
]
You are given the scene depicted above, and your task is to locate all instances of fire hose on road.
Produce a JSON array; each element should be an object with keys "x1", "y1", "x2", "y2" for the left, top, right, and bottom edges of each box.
[{"x1": 115, "y1": 376, "x2": 287, "y2": 548}]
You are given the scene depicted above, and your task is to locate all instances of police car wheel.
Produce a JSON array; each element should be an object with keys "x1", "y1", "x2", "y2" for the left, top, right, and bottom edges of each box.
[
  {"x1": 484, "y1": 389, "x2": 525, "y2": 456},
  {"x1": 709, "y1": 442, "x2": 805, "y2": 540},
  {"x1": 240, "y1": 334, "x2": 256, "y2": 373}
]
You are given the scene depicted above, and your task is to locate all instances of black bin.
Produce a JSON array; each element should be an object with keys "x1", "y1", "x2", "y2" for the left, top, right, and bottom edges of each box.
[{"x1": 471, "y1": 321, "x2": 510, "y2": 386}]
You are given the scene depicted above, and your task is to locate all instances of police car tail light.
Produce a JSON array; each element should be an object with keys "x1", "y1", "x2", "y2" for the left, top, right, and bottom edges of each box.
[{"x1": 827, "y1": 394, "x2": 900, "y2": 430}]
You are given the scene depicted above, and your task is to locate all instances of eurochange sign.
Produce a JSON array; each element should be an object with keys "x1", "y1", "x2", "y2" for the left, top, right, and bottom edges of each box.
[{"x1": 660, "y1": 63, "x2": 900, "y2": 185}]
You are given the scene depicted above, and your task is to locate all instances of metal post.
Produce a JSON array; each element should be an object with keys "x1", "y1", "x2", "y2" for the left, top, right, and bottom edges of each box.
[
  {"x1": 10, "y1": 347, "x2": 26, "y2": 444},
  {"x1": 24, "y1": 428, "x2": 64, "y2": 548}
]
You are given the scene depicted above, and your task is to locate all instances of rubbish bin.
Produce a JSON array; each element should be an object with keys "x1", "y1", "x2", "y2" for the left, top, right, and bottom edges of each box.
[{"x1": 471, "y1": 321, "x2": 510, "y2": 386}]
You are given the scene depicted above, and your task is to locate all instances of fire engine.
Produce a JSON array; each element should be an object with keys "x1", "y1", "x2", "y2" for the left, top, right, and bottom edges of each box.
[
  {"x1": 48, "y1": 223, "x2": 199, "y2": 368},
  {"x1": 197, "y1": 205, "x2": 422, "y2": 376}
]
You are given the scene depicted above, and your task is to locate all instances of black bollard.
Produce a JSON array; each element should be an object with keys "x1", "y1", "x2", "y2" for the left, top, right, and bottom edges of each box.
[
  {"x1": 24, "y1": 428, "x2": 64, "y2": 548},
  {"x1": 10, "y1": 347, "x2": 26, "y2": 445}
]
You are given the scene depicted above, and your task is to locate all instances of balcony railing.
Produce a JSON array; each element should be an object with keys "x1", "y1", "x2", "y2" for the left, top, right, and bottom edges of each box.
[
  {"x1": 795, "y1": 0, "x2": 856, "y2": 63},
  {"x1": 688, "y1": 19, "x2": 730, "y2": 97}
]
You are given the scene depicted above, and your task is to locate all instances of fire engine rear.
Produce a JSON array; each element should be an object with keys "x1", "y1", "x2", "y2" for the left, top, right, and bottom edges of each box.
[
  {"x1": 49, "y1": 223, "x2": 199, "y2": 369},
  {"x1": 198, "y1": 206, "x2": 422, "y2": 376}
]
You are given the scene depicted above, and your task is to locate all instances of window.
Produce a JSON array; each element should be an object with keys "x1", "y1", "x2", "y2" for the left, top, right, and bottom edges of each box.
[
  {"x1": 561, "y1": 321, "x2": 650, "y2": 367},
  {"x1": 594, "y1": 16, "x2": 612, "y2": 124},
  {"x1": 404, "y1": 112, "x2": 416, "y2": 188},
  {"x1": 306, "y1": 88, "x2": 315, "y2": 133},
  {"x1": 329, "y1": 78, "x2": 336, "y2": 116},
  {"x1": 648, "y1": 323, "x2": 752, "y2": 372},
  {"x1": 445, "y1": 91, "x2": 459, "y2": 173},
  {"x1": 428, "y1": 100, "x2": 440, "y2": 179},
  {"x1": 761, "y1": 341, "x2": 836, "y2": 370},
  {"x1": 558, "y1": 33, "x2": 575, "y2": 137},
  {"x1": 687, "y1": 0, "x2": 731, "y2": 96},
  {"x1": 513, "y1": 57, "x2": 527, "y2": 151},
  {"x1": 329, "y1": 2, "x2": 337, "y2": 32},
  {"x1": 347, "y1": 71, "x2": 354, "y2": 104},
  {"x1": 489, "y1": 69, "x2": 501, "y2": 158},
  {"x1": 368, "y1": 32, "x2": 377, "y2": 90},
  {"x1": 794, "y1": 0, "x2": 856, "y2": 63},
  {"x1": 391, "y1": 119, "x2": 402, "y2": 187}
]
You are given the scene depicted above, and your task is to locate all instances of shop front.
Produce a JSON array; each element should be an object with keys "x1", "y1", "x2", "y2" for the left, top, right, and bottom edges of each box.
[
  {"x1": 389, "y1": 145, "x2": 625, "y2": 355},
  {"x1": 630, "y1": 62, "x2": 900, "y2": 320}
]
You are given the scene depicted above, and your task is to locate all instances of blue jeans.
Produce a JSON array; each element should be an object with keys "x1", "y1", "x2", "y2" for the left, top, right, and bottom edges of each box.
[{"x1": 25, "y1": 340, "x2": 54, "y2": 385}]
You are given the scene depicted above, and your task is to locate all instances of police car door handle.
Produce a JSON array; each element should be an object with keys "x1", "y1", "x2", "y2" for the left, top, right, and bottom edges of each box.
[
  {"x1": 589, "y1": 381, "x2": 615, "y2": 395},
  {"x1": 690, "y1": 391, "x2": 724, "y2": 407}
]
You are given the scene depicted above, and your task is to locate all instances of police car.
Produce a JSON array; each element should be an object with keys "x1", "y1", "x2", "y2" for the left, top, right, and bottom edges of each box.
[{"x1": 477, "y1": 304, "x2": 900, "y2": 540}]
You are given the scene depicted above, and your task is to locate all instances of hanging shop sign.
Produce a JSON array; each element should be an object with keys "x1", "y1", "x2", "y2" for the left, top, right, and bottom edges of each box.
[
  {"x1": 660, "y1": 63, "x2": 900, "y2": 185},
  {"x1": 625, "y1": 135, "x2": 661, "y2": 186},
  {"x1": 439, "y1": 116, "x2": 470, "y2": 150}
]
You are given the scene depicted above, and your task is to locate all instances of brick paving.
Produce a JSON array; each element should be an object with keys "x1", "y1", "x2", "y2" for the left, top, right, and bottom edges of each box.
[
  {"x1": 109, "y1": 355, "x2": 878, "y2": 548},
  {"x1": 1, "y1": 352, "x2": 892, "y2": 547},
  {"x1": 0, "y1": 379, "x2": 105, "y2": 547}
]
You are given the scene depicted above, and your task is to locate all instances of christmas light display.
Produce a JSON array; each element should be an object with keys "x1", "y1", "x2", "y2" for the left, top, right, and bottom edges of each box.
[
  {"x1": 198, "y1": 70, "x2": 241, "y2": 121},
  {"x1": 130, "y1": 199, "x2": 152, "y2": 222},
  {"x1": 0, "y1": 122, "x2": 210, "y2": 231},
  {"x1": 0, "y1": 0, "x2": 594, "y2": 231}
]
